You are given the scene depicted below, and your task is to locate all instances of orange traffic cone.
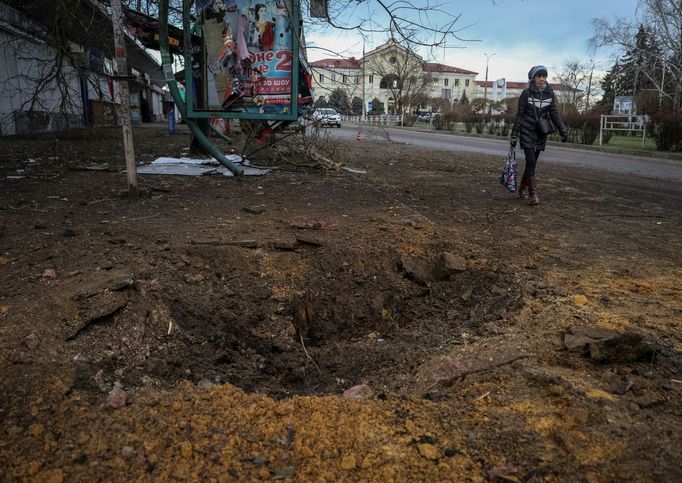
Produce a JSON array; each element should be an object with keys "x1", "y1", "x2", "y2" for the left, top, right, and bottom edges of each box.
[{"x1": 356, "y1": 131, "x2": 362, "y2": 141}]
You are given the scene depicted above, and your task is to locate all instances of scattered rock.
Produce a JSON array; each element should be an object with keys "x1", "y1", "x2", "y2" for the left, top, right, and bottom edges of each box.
[
  {"x1": 487, "y1": 466, "x2": 520, "y2": 481},
  {"x1": 417, "y1": 443, "x2": 439, "y2": 460},
  {"x1": 340, "y1": 454, "x2": 357, "y2": 470},
  {"x1": 190, "y1": 239, "x2": 258, "y2": 248},
  {"x1": 570, "y1": 294, "x2": 590, "y2": 306},
  {"x1": 589, "y1": 331, "x2": 655, "y2": 364},
  {"x1": 253, "y1": 455, "x2": 268, "y2": 465},
  {"x1": 196, "y1": 379, "x2": 214, "y2": 389},
  {"x1": 634, "y1": 390, "x2": 666, "y2": 409},
  {"x1": 184, "y1": 273, "x2": 205, "y2": 283},
  {"x1": 295, "y1": 234, "x2": 323, "y2": 246},
  {"x1": 564, "y1": 327, "x2": 624, "y2": 353},
  {"x1": 601, "y1": 371, "x2": 633, "y2": 395},
  {"x1": 24, "y1": 333, "x2": 39, "y2": 350},
  {"x1": 290, "y1": 218, "x2": 338, "y2": 230},
  {"x1": 41, "y1": 268, "x2": 57, "y2": 279},
  {"x1": 274, "y1": 240, "x2": 298, "y2": 251},
  {"x1": 107, "y1": 383, "x2": 127, "y2": 409},
  {"x1": 429, "y1": 348, "x2": 523, "y2": 387},
  {"x1": 398, "y1": 253, "x2": 433, "y2": 286},
  {"x1": 121, "y1": 446, "x2": 136, "y2": 460},
  {"x1": 434, "y1": 252, "x2": 467, "y2": 280},
  {"x1": 342, "y1": 384, "x2": 373, "y2": 400},
  {"x1": 272, "y1": 466, "x2": 295, "y2": 480},
  {"x1": 63, "y1": 228, "x2": 76, "y2": 237},
  {"x1": 242, "y1": 206, "x2": 266, "y2": 215}
]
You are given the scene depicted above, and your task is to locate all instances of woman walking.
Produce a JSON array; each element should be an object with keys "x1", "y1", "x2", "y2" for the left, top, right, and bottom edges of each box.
[{"x1": 510, "y1": 65, "x2": 568, "y2": 205}]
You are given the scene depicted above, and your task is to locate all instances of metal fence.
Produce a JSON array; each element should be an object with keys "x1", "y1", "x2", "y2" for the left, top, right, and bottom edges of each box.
[
  {"x1": 600, "y1": 114, "x2": 648, "y2": 147},
  {"x1": 344, "y1": 115, "x2": 404, "y2": 126}
]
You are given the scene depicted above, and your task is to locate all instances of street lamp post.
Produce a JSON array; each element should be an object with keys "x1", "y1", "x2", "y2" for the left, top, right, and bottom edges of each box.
[{"x1": 483, "y1": 53, "x2": 496, "y2": 102}]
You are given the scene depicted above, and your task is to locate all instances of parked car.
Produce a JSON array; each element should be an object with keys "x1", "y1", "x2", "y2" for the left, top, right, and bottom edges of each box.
[
  {"x1": 312, "y1": 107, "x2": 342, "y2": 127},
  {"x1": 417, "y1": 112, "x2": 437, "y2": 122}
]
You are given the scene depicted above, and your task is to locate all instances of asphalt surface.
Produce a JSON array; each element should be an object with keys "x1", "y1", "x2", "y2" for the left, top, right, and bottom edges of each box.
[{"x1": 327, "y1": 124, "x2": 682, "y2": 182}]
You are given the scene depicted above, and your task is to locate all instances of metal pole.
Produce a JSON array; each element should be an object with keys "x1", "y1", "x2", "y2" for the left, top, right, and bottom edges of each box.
[
  {"x1": 362, "y1": 40, "x2": 366, "y2": 120},
  {"x1": 111, "y1": 0, "x2": 138, "y2": 199},
  {"x1": 599, "y1": 115, "x2": 603, "y2": 146},
  {"x1": 483, "y1": 53, "x2": 495, "y2": 114}
]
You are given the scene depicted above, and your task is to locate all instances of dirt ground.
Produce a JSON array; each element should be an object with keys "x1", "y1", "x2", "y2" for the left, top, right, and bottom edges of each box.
[{"x1": 0, "y1": 124, "x2": 681, "y2": 482}]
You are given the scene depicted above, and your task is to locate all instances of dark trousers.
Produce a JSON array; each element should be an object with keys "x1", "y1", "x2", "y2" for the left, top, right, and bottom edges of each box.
[{"x1": 522, "y1": 148, "x2": 541, "y2": 179}]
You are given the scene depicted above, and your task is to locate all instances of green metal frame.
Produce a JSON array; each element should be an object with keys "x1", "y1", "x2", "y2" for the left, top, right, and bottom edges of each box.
[{"x1": 158, "y1": 0, "x2": 303, "y2": 174}]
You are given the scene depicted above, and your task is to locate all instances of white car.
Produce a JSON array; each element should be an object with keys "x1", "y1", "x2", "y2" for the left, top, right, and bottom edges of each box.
[{"x1": 312, "y1": 108, "x2": 342, "y2": 127}]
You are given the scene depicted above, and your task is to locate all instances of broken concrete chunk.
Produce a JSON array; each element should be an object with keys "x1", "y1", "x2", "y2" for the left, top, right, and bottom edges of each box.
[
  {"x1": 434, "y1": 252, "x2": 467, "y2": 280},
  {"x1": 274, "y1": 240, "x2": 298, "y2": 251},
  {"x1": 399, "y1": 253, "x2": 433, "y2": 286},
  {"x1": 295, "y1": 234, "x2": 323, "y2": 247},
  {"x1": 589, "y1": 331, "x2": 655, "y2": 364},
  {"x1": 563, "y1": 327, "x2": 620, "y2": 352}
]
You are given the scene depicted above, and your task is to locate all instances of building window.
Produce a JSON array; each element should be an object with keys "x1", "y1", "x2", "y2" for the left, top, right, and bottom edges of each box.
[
  {"x1": 343, "y1": 75, "x2": 347, "y2": 84},
  {"x1": 355, "y1": 76, "x2": 360, "y2": 84},
  {"x1": 441, "y1": 89, "x2": 451, "y2": 100},
  {"x1": 331, "y1": 74, "x2": 337, "y2": 82},
  {"x1": 444, "y1": 78, "x2": 449, "y2": 87},
  {"x1": 454, "y1": 78, "x2": 460, "y2": 87},
  {"x1": 368, "y1": 75, "x2": 374, "y2": 84},
  {"x1": 319, "y1": 73, "x2": 324, "y2": 83},
  {"x1": 389, "y1": 56, "x2": 397, "y2": 64},
  {"x1": 465, "y1": 79, "x2": 470, "y2": 87},
  {"x1": 380, "y1": 75, "x2": 401, "y2": 89}
]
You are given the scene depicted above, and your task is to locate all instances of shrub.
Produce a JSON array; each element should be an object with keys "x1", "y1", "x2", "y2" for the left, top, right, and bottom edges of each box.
[
  {"x1": 563, "y1": 111, "x2": 601, "y2": 145},
  {"x1": 651, "y1": 113, "x2": 682, "y2": 151},
  {"x1": 403, "y1": 114, "x2": 417, "y2": 127},
  {"x1": 433, "y1": 112, "x2": 457, "y2": 131}
]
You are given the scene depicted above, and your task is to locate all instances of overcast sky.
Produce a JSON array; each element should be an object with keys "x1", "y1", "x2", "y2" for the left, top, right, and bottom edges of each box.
[{"x1": 305, "y1": 0, "x2": 641, "y2": 83}]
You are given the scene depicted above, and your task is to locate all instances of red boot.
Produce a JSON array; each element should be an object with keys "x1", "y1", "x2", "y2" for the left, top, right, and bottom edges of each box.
[
  {"x1": 528, "y1": 176, "x2": 540, "y2": 205},
  {"x1": 518, "y1": 177, "x2": 529, "y2": 200}
]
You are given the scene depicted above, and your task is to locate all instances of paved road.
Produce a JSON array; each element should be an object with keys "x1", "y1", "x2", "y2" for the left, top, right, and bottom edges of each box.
[{"x1": 328, "y1": 124, "x2": 682, "y2": 181}]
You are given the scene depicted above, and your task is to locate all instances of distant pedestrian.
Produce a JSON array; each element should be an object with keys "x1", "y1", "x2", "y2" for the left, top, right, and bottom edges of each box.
[{"x1": 510, "y1": 65, "x2": 568, "y2": 205}]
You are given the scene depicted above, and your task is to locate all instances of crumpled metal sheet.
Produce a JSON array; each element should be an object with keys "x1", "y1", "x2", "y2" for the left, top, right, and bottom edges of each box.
[{"x1": 138, "y1": 156, "x2": 270, "y2": 177}]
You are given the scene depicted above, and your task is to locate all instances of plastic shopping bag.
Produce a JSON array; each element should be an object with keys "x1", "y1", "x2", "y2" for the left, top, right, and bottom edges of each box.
[{"x1": 499, "y1": 148, "x2": 517, "y2": 193}]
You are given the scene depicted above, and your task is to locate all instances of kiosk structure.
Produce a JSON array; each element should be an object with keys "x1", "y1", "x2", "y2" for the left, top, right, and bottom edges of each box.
[{"x1": 158, "y1": 0, "x2": 313, "y2": 175}]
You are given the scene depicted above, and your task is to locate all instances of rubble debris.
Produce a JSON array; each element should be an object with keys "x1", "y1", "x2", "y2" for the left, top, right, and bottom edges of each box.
[
  {"x1": 398, "y1": 253, "x2": 433, "y2": 287},
  {"x1": 66, "y1": 299, "x2": 128, "y2": 341},
  {"x1": 430, "y1": 348, "x2": 524, "y2": 387},
  {"x1": 434, "y1": 252, "x2": 467, "y2": 280},
  {"x1": 243, "y1": 206, "x2": 266, "y2": 215},
  {"x1": 342, "y1": 384, "x2": 373, "y2": 400},
  {"x1": 564, "y1": 328, "x2": 655, "y2": 363},
  {"x1": 190, "y1": 239, "x2": 259, "y2": 248},
  {"x1": 290, "y1": 219, "x2": 338, "y2": 230},
  {"x1": 295, "y1": 234, "x2": 324, "y2": 247},
  {"x1": 41, "y1": 268, "x2": 57, "y2": 279}
]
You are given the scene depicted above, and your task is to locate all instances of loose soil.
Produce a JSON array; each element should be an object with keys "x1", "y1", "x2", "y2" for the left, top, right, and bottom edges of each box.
[{"x1": 0, "y1": 124, "x2": 681, "y2": 481}]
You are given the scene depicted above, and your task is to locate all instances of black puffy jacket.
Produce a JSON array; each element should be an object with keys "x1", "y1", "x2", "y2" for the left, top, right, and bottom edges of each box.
[{"x1": 511, "y1": 82, "x2": 567, "y2": 151}]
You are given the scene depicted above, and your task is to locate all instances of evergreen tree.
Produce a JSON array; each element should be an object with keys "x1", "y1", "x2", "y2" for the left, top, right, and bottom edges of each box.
[
  {"x1": 599, "y1": 25, "x2": 664, "y2": 108},
  {"x1": 369, "y1": 97, "x2": 384, "y2": 115},
  {"x1": 459, "y1": 90, "x2": 469, "y2": 105},
  {"x1": 328, "y1": 88, "x2": 351, "y2": 115},
  {"x1": 315, "y1": 96, "x2": 328, "y2": 108},
  {"x1": 350, "y1": 96, "x2": 363, "y2": 116}
]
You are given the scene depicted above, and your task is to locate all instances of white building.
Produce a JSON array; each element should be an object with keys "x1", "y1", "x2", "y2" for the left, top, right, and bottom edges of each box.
[
  {"x1": 310, "y1": 38, "x2": 578, "y2": 114},
  {"x1": 310, "y1": 39, "x2": 478, "y2": 114}
]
